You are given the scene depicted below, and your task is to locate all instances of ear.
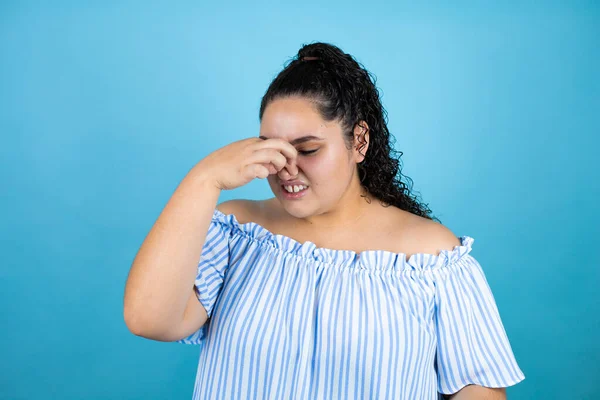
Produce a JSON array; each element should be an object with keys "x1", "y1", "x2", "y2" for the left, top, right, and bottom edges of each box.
[{"x1": 352, "y1": 121, "x2": 370, "y2": 163}]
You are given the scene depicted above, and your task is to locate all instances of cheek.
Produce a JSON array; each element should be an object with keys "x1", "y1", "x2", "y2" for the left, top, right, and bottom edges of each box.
[
  {"x1": 298, "y1": 156, "x2": 334, "y2": 177},
  {"x1": 299, "y1": 152, "x2": 352, "y2": 182}
]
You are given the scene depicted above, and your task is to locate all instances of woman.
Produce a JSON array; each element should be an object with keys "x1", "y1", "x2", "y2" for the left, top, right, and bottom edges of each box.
[{"x1": 124, "y1": 42, "x2": 525, "y2": 399}]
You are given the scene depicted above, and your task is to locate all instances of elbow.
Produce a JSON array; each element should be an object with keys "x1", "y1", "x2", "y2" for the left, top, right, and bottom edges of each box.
[
  {"x1": 123, "y1": 305, "x2": 148, "y2": 337},
  {"x1": 124, "y1": 305, "x2": 159, "y2": 338},
  {"x1": 123, "y1": 305, "x2": 181, "y2": 342}
]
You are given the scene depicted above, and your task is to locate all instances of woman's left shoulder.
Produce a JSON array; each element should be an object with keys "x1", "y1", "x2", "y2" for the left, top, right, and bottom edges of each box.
[
  {"x1": 418, "y1": 216, "x2": 462, "y2": 249},
  {"x1": 383, "y1": 207, "x2": 462, "y2": 256}
]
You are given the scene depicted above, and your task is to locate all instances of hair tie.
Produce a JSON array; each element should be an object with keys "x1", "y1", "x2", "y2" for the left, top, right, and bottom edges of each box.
[{"x1": 300, "y1": 56, "x2": 320, "y2": 61}]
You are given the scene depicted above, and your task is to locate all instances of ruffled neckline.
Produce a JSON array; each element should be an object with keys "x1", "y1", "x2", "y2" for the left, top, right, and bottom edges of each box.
[{"x1": 212, "y1": 209, "x2": 474, "y2": 272}]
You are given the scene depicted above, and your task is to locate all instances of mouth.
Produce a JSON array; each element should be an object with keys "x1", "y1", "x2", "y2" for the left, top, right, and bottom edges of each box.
[
  {"x1": 280, "y1": 183, "x2": 310, "y2": 199},
  {"x1": 281, "y1": 184, "x2": 309, "y2": 193}
]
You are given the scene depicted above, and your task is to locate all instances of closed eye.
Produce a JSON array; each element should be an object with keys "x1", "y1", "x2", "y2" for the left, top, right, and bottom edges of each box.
[{"x1": 298, "y1": 149, "x2": 318, "y2": 155}]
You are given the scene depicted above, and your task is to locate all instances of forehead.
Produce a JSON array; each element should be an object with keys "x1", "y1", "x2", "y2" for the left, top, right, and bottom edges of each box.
[{"x1": 260, "y1": 97, "x2": 338, "y2": 141}]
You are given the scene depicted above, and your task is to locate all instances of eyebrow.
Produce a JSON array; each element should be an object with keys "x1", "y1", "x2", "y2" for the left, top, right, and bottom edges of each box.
[{"x1": 259, "y1": 135, "x2": 324, "y2": 145}]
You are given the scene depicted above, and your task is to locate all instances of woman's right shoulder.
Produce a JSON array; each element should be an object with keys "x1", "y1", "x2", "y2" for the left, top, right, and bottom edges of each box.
[{"x1": 215, "y1": 198, "x2": 279, "y2": 225}]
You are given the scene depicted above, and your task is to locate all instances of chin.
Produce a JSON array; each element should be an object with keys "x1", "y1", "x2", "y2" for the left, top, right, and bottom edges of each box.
[{"x1": 279, "y1": 201, "x2": 315, "y2": 219}]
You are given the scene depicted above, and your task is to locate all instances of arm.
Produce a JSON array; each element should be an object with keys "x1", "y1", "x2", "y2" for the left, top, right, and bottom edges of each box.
[
  {"x1": 123, "y1": 165, "x2": 221, "y2": 341},
  {"x1": 446, "y1": 385, "x2": 507, "y2": 399},
  {"x1": 430, "y1": 227, "x2": 521, "y2": 400},
  {"x1": 123, "y1": 137, "x2": 299, "y2": 341}
]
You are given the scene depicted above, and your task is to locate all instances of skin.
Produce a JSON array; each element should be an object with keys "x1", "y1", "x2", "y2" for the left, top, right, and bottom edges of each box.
[
  {"x1": 123, "y1": 91, "x2": 506, "y2": 398},
  {"x1": 256, "y1": 96, "x2": 403, "y2": 254},
  {"x1": 259, "y1": 96, "x2": 371, "y2": 227},
  {"x1": 247, "y1": 96, "x2": 507, "y2": 399},
  {"x1": 251, "y1": 96, "x2": 453, "y2": 260},
  {"x1": 446, "y1": 385, "x2": 507, "y2": 399}
]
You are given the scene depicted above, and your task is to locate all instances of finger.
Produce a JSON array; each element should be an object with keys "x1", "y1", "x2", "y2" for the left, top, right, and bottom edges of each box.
[
  {"x1": 284, "y1": 159, "x2": 298, "y2": 177},
  {"x1": 253, "y1": 138, "x2": 298, "y2": 176},
  {"x1": 254, "y1": 138, "x2": 298, "y2": 166},
  {"x1": 241, "y1": 163, "x2": 268, "y2": 181},
  {"x1": 262, "y1": 162, "x2": 279, "y2": 175},
  {"x1": 248, "y1": 148, "x2": 288, "y2": 172},
  {"x1": 277, "y1": 167, "x2": 294, "y2": 181},
  {"x1": 253, "y1": 164, "x2": 270, "y2": 179}
]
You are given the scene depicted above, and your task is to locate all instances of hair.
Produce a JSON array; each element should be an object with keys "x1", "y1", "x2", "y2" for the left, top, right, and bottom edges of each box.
[{"x1": 259, "y1": 42, "x2": 441, "y2": 223}]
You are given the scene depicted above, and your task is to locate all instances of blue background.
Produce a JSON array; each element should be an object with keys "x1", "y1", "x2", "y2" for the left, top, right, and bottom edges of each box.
[{"x1": 1, "y1": 1, "x2": 598, "y2": 399}]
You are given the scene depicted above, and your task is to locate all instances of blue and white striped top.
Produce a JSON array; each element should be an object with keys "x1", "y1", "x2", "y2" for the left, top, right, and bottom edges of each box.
[{"x1": 177, "y1": 209, "x2": 525, "y2": 399}]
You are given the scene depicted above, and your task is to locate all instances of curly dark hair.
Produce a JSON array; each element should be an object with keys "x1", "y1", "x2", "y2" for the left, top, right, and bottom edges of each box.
[{"x1": 259, "y1": 42, "x2": 440, "y2": 223}]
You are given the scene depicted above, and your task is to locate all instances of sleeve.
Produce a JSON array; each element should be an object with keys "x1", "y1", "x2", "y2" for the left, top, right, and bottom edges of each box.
[
  {"x1": 433, "y1": 253, "x2": 526, "y2": 395},
  {"x1": 176, "y1": 213, "x2": 233, "y2": 345}
]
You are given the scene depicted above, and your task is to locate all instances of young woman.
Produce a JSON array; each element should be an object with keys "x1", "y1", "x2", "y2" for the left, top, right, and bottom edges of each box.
[{"x1": 124, "y1": 42, "x2": 525, "y2": 399}]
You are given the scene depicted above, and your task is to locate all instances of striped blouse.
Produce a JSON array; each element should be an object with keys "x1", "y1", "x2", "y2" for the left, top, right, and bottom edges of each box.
[{"x1": 177, "y1": 209, "x2": 525, "y2": 399}]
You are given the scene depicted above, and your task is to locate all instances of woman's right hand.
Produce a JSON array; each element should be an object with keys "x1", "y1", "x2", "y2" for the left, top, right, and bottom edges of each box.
[{"x1": 196, "y1": 137, "x2": 299, "y2": 191}]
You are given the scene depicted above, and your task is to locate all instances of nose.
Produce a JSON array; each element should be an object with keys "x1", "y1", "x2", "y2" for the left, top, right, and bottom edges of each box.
[{"x1": 277, "y1": 164, "x2": 298, "y2": 181}]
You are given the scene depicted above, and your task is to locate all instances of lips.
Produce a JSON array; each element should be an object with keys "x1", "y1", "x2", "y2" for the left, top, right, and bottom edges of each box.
[
  {"x1": 280, "y1": 180, "x2": 308, "y2": 187},
  {"x1": 282, "y1": 183, "x2": 308, "y2": 193}
]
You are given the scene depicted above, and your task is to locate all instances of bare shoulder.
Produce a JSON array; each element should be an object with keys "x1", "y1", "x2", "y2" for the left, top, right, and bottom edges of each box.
[
  {"x1": 215, "y1": 199, "x2": 254, "y2": 221},
  {"x1": 408, "y1": 214, "x2": 462, "y2": 255},
  {"x1": 382, "y1": 207, "x2": 462, "y2": 257},
  {"x1": 421, "y1": 220, "x2": 462, "y2": 253},
  {"x1": 215, "y1": 198, "x2": 269, "y2": 224}
]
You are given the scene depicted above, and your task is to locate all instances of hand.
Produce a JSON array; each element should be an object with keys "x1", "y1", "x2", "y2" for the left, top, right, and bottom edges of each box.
[{"x1": 196, "y1": 137, "x2": 299, "y2": 190}]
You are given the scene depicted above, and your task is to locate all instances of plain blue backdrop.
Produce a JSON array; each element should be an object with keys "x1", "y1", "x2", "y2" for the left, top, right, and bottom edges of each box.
[{"x1": 1, "y1": 1, "x2": 598, "y2": 399}]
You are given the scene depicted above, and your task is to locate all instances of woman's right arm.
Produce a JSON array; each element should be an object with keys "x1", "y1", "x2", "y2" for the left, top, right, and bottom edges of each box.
[
  {"x1": 122, "y1": 138, "x2": 298, "y2": 342},
  {"x1": 123, "y1": 166, "x2": 221, "y2": 341}
]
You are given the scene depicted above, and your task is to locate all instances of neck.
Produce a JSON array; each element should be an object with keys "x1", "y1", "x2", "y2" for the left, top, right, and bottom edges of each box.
[{"x1": 302, "y1": 182, "x2": 372, "y2": 230}]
